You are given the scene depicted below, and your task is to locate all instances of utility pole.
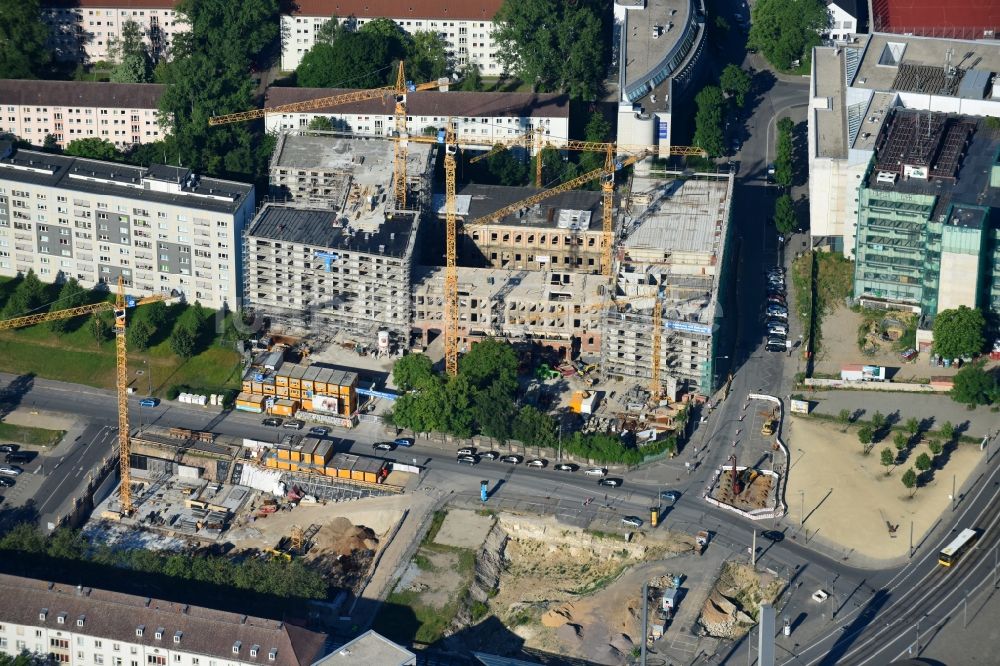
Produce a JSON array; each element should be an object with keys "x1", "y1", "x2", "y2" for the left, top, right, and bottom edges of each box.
[
  {"x1": 752, "y1": 530, "x2": 757, "y2": 568},
  {"x1": 963, "y1": 590, "x2": 969, "y2": 629},
  {"x1": 952, "y1": 474, "x2": 956, "y2": 511},
  {"x1": 799, "y1": 490, "x2": 805, "y2": 527},
  {"x1": 910, "y1": 521, "x2": 914, "y2": 559},
  {"x1": 558, "y1": 421, "x2": 562, "y2": 462}
]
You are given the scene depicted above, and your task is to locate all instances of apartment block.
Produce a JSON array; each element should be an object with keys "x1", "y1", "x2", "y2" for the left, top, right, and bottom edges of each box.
[
  {"x1": 431, "y1": 184, "x2": 606, "y2": 274},
  {"x1": 281, "y1": 0, "x2": 504, "y2": 72},
  {"x1": 852, "y1": 108, "x2": 1000, "y2": 318},
  {"x1": 601, "y1": 172, "x2": 736, "y2": 395},
  {"x1": 808, "y1": 34, "x2": 1000, "y2": 255},
  {"x1": 0, "y1": 80, "x2": 166, "y2": 149},
  {"x1": 411, "y1": 266, "x2": 609, "y2": 357},
  {"x1": 0, "y1": 574, "x2": 328, "y2": 666},
  {"x1": 41, "y1": 0, "x2": 185, "y2": 63},
  {"x1": 823, "y1": 1, "x2": 866, "y2": 42},
  {"x1": 263, "y1": 89, "x2": 570, "y2": 153},
  {"x1": 0, "y1": 142, "x2": 254, "y2": 310}
]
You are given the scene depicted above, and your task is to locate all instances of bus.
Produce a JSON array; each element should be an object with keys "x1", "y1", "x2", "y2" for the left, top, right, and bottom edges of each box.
[{"x1": 939, "y1": 528, "x2": 979, "y2": 567}]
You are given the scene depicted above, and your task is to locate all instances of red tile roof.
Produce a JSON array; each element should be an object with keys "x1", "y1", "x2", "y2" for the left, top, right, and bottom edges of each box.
[
  {"x1": 0, "y1": 574, "x2": 328, "y2": 666},
  {"x1": 42, "y1": 0, "x2": 179, "y2": 8},
  {"x1": 264, "y1": 88, "x2": 569, "y2": 119},
  {"x1": 289, "y1": 0, "x2": 503, "y2": 20},
  {"x1": 0, "y1": 80, "x2": 165, "y2": 109}
]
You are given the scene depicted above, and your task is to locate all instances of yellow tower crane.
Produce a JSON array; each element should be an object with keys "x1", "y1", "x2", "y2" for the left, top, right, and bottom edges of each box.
[
  {"x1": 650, "y1": 288, "x2": 664, "y2": 403},
  {"x1": 442, "y1": 121, "x2": 460, "y2": 376},
  {"x1": 208, "y1": 62, "x2": 448, "y2": 210},
  {"x1": 0, "y1": 277, "x2": 168, "y2": 515}
]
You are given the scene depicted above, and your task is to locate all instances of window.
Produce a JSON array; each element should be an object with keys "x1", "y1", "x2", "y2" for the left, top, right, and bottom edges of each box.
[
  {"x1": 147, "y1": 658, "x2": 166, "y2": 666},
  {"x1": 135, "y1": 626, "x2": 144, "y2": 637},
  {"x1": 173, "y1": 632, "x2": 182, "y2": 644},
  {"x1": 232, "y1": 642, "x2": 241, "y2": 655},
  {"x1": 268, "y1": 651, "x2": 276, "y2": 661}
]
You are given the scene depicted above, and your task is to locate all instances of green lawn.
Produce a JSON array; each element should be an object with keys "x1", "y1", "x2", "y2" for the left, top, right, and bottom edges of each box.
[{"x1": 0, "y1": 421, "x2": 66, "y2": 447}]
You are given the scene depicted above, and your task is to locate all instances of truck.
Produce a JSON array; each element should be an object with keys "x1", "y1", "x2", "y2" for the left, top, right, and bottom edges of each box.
[
  {"x1": 761, "y1": 419, "x2": 775, "y2": 436},
  {"x1": 695, "y1": 530, "x2": 710, "y2": 555},
  {"x1": 840, "y1": 364, "x2": 887, "y2": 382}
]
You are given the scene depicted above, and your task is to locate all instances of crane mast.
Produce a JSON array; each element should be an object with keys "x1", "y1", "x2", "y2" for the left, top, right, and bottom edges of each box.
[{"x1": 443, "y1": 122, "x2": 459, "y2": 376}]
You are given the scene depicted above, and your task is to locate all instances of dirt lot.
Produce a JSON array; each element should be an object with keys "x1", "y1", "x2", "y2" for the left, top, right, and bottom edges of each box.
[{"x1": 784, "y1": 416, "x2": 984, "y2": 562}]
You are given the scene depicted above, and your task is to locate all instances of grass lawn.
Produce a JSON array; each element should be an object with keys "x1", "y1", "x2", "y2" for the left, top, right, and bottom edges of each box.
[{"x1": 0, "y1": 421, "x2": 66, "y2": 446}]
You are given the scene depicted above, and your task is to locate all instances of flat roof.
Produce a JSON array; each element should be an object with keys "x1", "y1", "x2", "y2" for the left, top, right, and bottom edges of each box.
[
  {"x1": 319, "y1": 631, "x2": 414, "y2": 666},
  {"x1": 621, "y1": 0, "x2": 691, "y2": 95},
  {"x1": 0, "y1": 79, "x2": 165, "y2": 108},
  {"x1": 624, "y1": 176, "x2": 730, "y2": 256},
  {"x1": 814, "y1": 47, "x2": 849, "y2": 159},
  {"x1": 853, "y1": 33, "x2": 1000, "y2": 93},
  {"x1": 437, "y1": 184, "x2": 605, "y2": 230},
  {"x1": 852, "y1": 91, "x2": 896, "y2": 151},
  {"x1": 247, "y1": 204, "x2": 415, "y2": 257},
  {"x1": 0, "y1": 144, "x2": 251, "y2": 214}
]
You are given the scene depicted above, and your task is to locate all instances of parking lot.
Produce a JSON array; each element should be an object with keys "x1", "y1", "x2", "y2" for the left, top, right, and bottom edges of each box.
[{"x1": 764, "y1": 266, "x2": 789, "y2": 353}]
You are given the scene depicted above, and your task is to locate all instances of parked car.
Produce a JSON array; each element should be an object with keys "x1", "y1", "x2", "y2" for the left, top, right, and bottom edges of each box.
[
  {"x1": 0, "y1": 477, "x2": 14, "y2": 488},
  {"x1": 526, "y1": 459, "x2": 547, "y2": 468},
  {"x1": 501, "y1": 455, "x2": 523, "y2": 464},
  {"x1": 584, "y1": 467, "x2": 608, "y2": 476},
  {"x1": 5, "y1": 453, "x2": 30, "y2": 464},
  {"x1": 812, "y1": 589, "x2": 829, "y2": 603},
  {"x1": 768, "y1": 336, "x2": 786, "y2": 347},
  {"x1": 309, "y1": 427, "x2": 330, "y2": 436},
  {"x1": 598, "y1": 478, "x2": 623, "y2": 487},
  {"x1": 0, "y1": 445, "x2": 17, "y2": 453},
  {"x1": 482, "y1": 451, "x2": 500, "y2": 460},
  {"x1": 372, "y1": 442, "x2": 396, "y2": 451},
  {"x1": 283, "y1": 419, "x2": 304, "y2": 430},
  {"x1": 660, "y1": 490, "x2": 681, "y2": 503},
  {"x1": 262, "y1": 417, "x2": 283, "y2": 427},
  {"x1": 900, "y1": 348, "x2": 918, "y2": 361},
  {"x1": 760, "y1": 530, "x2": 785, "y2": 542},
  {"x1": 457, "y1": 455, "x2": 478, "y2": 466},
  {"x1": 394, "y1": 437, "x2": 414, "y2": 447},
  {"x1": 767, "y1": 309, "x2": 788, "y2": 320},
  {"x1": 768, "y1": 325, "x2": 788, "y2": 337},
  {"x1": 457, "y1": 447, "x2": 476, "y2": 456},
  {"x1": 554, "y1": 463, "x2": 577, "y2": 472},
  {"x1": 621, "y1": 516, "x2": 643, "y2": 528},
  {"x1": 138, "y1": 397, "x2": 159, "y2": 407},
  {"x1": 766, "y1": 342, "x2": 785, "y2": 353},
  {"x1": 0, "y1": 466, "x2": 23, "y2": 477}
]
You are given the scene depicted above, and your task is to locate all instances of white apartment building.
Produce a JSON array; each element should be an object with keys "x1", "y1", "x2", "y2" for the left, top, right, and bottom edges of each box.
[
  {"x1": 281, "y1": 0, "x2": 504, "y2": 72},
  {"x1": 263, "y1": 89, "x2": 570, "y2": 153},
  {"x1": 824, "y1": 1, "x2": 864, "y2": 42},
  {"x1": 0, "y1": 80, "x2": 166, "y2": 149},
  {"x1": 41, "y1": 0, "x2": 185, "y2": 63},
  {"x1": 808, "y1": 33, "x2": 1000, "y2": 255},
  {"x1": 0, "y1": 574, "x2": 327, "y2": 666},
  {"x1": 0, "y1": 142, "x2": 254, "y2": 310}
]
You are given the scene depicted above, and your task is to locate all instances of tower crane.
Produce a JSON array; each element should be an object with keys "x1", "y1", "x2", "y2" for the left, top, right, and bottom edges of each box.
[
  {"x1": 442, "y1": 121, "x2": 460, "y2": 376},
  {"x1": 650, "y1": 287, "x2": 664, "y2": 403},
  {"x1": 0, "y1": 277, "x2": 168, "y2": 516},
  {"x1": 207, "y1": 62, "x2": 449, "y2": 210}
]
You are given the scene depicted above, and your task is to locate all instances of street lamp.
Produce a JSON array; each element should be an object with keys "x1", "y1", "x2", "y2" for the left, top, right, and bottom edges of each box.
[{"x1": 798, "y1": 490, "x2": 805, "y2": 527}]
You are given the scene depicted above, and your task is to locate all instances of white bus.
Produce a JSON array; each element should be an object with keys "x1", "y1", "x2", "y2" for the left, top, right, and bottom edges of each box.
[{"x1": 939, "y1": 528, "x2": 979, "y2": 567}]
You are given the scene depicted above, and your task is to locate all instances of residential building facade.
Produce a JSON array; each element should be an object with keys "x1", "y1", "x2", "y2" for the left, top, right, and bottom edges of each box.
[
  {"x1": 263, "y1": 89, "x2": 570, "y2": 154},
  {"x1": 0, "y1": 574, "x2": 327, "y2": 666},
  {"x1": 0, "y1": 143, "x2": 254, "y2": 310},
  {"x1": 41, "y1": 0, "x2": 184, "y2": 63},
  {"x1": 0, "y1": 80, "x2": 166, "y2": 149},
  {"x1": 281, "y1": 0, "x2": 504, "y2": 72},
  {"x1": 824, "y1": 1, "x2": 865, "y2": 42}
]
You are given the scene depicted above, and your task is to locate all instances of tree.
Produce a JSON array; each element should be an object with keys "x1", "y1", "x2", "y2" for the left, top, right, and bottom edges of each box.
[
  {"x1": 871, "y1": 411, "x2": 886, "y2": 431},
  {"x1": 487, "y1": 146, "x2": 528, "y2": 186},
  {"x1": 1, "y1": 269, "x2": 46, "y2": 319},
  {"x1": 748, "y1": 0, "x2": 828, "y2": 71},
  {"x1": 89, "y1": 312, "x2": 112, "y2": 347},
  {"x1": 513, "y1": 405, "x2": 556, "y2": 449},
  {"x1": 142, "y1": 300, "x2": 168, "y2": 329},
  {"x1": 837, "y1": 408, "x2": 851, "y2": 431},
  {"x1": 42, "y1": 134, "x2": 60, "y2": 153},
  {"x1": 774, "y1": 117, "x2": 794, "y2": 187},
  {"x1": 905, "y1": 417, "x2": 920, "y2": 436},
  {"x1": 928, "y1": 439, "x2": 943, "y2": 457},
  {"x1": 0, "y1": 0, "x2": 51, "y2": 79},
  {"x1": 577, "y1": 111, "x2": 613, "y2": 176},
  {"x1": 773, "y1": 194, "x2": 796, "y2": 235},
  {"x1": 719, "y1": 64, "x2": 752, "y2": 107},
  {"x1": 492, "y1": 0, "x2": 607, "y2": 99},
  {"x1": 933, "y1": 306, "x2": 986, "y2": 360},
  {"x1": 297, "y1": 35, "x2": 392, "y2": 89},
  {"x1": 48, "y1": 278, "x2": 88, "y2": 333},
  {"x1": 392, "y1": 353, "x2": 435, "y2": 391},
  {"x1": 64, "y1": 138, "x2": 123, "y2": 162},
  {"x1": 314, "y1": 15, "x2": 347, "y2": 45},
  {"x1": 473, "y1": 384, "x2": 515, "y2": 443},
  {"x1": 458, "y1": 63, "x2": 483, "y2": 91},
  {"x1": 108, "y1": 19, "x2": 153, "y2": 82},
  {"x1": 940, "y1": 421, "x2": 955, "y2": 441},
  {"x1": 127, "y1": 318, "x2": 154, "y2": 351},
  {"x1": 441, "y1": 374, "x2": 475, "y2": 437},
  {"x1": 950, "y1": 362, "x2": 998, "y2": 406},
  {"x1": 901, "y1": 468, "x2": 917, "y2": 496},
  {"x1": 307, "y1": 116, "x2": 334, "y2": 131},
  {"x1": 459, "y1": 338, "x2": 518, "y2": 395},
  {"x1": 169, "y1": 326, "x2": 195, "y2": 359},
  {"x1": 893, "y1": 431, "x2": 907, "y2": 452},
  {"x1": 857, "y1": 425, "x2": 873, "y2": 454},
  {"x1": 914, "y1": 452, "x2": 932, "y2": 473},
  {"x1": 880, "y1": 448, "x2": 895, "y2": 474},
  {"x1": 692, "y1": 86, "x2": 726, "y2": 157},
  {"x1": 407, "y1": 30, "x2": 449, "y2": 83}
]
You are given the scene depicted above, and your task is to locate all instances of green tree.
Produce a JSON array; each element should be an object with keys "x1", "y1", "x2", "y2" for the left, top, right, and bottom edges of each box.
[
  {"x1": 933, "y1": 306, "x2": 986, "y2": 360},
  {"x1": 297, "y1": 35, "x2": 394, "y2": 88},
  {"x1": 773, "y1": 194, "x2": 796, "y2": 235},
  {"x1": 692, "y1": 86, "x2": 726, "y2": 157},
  {"x1": 837, "y1": 408, "x2": 851, "y2": 430},
  {"x1": 458, "y1": 63, "x2": 483, "y2": 91},
  {"x1": 774, "y1": 117, "x2": 794, "y2": 186},
  {"x1": 48, "y1": 278, "x2": 88, "y2": 333},
  {"x1": 487, "y1": 146, "x2": 528, "y2": 186},
  {"x1": 914, "y1": 452, "x2": 932, "y2": 473},
  {"x1": 108, "y1": 19, "x2": 153, "y2": 82},
  {"x1": 89, "y1": 312, "x2": 112, "y2": 347},
  {"x1": 748, "y1": 0, "x2": 828, "y2": 70},
  {"x1": 871, "y1": 411, "x2": 886, "y2": 431},
  {"x1": 577, "y1": 111, "x2": 613, "y2": 175},
  {"x1": 392, "y1": 353, "x2": 435, "y2": 391},
  {"x1": 42, "y1": 134, "x2": 60, "y2": 153},
  {"x1": 719, "y1": 64, "x2": 752, "y2": 107},
  {"x1": 307, "y1": 116, "x2": 334, "y2": 131},
  {"x1": 901, "y1": 468, "x2": 917, "y2": 496},
  {"x1": 940, "y1": 421, "x2": 955, "y2": 441},
  {"x1": 857, "y1": 424, "x2": 874, "y2": 454},
  {"x1": 388, "y1": 376, "x2": 446, "y2": 432},
  {"x1": 880, "y1": 448, "x2": 895, "y2": 474},
  {"x1": 492, "y1": 0, "x2": 606, "y2": 99},
  {"x1": 442, "y1": 374, "x2": 475, "y2": 437},
  {"x1": 169, "y1": 326, "x2": 195, "y2": 358},
  {"x1": 928, "y1": 439, "x2": 943, "y2": 457},
  {"x1": 893, "y1": 431, "x2": 908, "y2": 452},
  {"x1": 407, "y1": 30, "x2": 449, "y2": 82},
  {"x1": 142, "y1": 300, "x2": 168, "y2": 329},
  {"x1": 1, "y1": 269, "x2": 46, "y2": 319},
  {"x1": 0, "y1": 0, "x2": 51, "y2": 79},
  {"x1": 314, "y1": 15, "x2": 347, "y2": 45},
  {"x1": 472, "y1": 385, "x2": 515, "y2": 443},
  {"x1": 950, "y1": 361, "x2": 998, "y2": 406},
  {"x1": 64, "y1": 138, "x2": 123, "y2": 161},
  {"x1": 459, "y1": 337, "x2": 518, "y2": 395},
  {"x1": 513, "y1": 405, "x2": 556, "y2": 449},
  {"x1": 127, "y1": 318, "x2": 154, "y2": 351},
  {"x1": 905, "y1": 417, "x2": 920, "y2": 436}
]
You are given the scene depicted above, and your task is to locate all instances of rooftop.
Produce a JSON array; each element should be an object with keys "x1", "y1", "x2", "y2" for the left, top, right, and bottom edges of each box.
[
  {"x1": 621, "y1": 0, "x2": 693, "y2": 99},
  {"x1": 870, "y1": 0, "x2": 1000, "y2": 37},
  {"x1": 289, "y1": 0, "x2": 503, "y2": 20},
  {"x1": 265, "y1": 88, "x2": 569, "y2": 120},
  {"x1": 852, "y1": 33, "x2": 1000, "y2": 94},
  {"x1": 0, "y1": 573, "x2": 327, "y2": 666},
  {"x1": 317, "y1": 630, "x2": 415, "y2": 666},
  {"x1": 0, "y1": 144, "x2": 252, "y2": 214},
  {"x1": 247, "y1": 204, "x2": 415, "y2": 257},
  {"x1": 434, "y1": 184, "x2": 605, "y2": 230},
  {"x1": 813, "y1": 46, "x2": 849, "y2": 159},
  {"x1": 0, "y1": 79, "x2": 165, "y2": 108},
  {"x1": 412, "y1": 263, "x2": 610, "y2": 309},
  {"x1": 624, "y1": 176, "x2": 730, "y2": 257},
  {"x1": 43, "y1": 0, "x2": 178, "y2": 8}
]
